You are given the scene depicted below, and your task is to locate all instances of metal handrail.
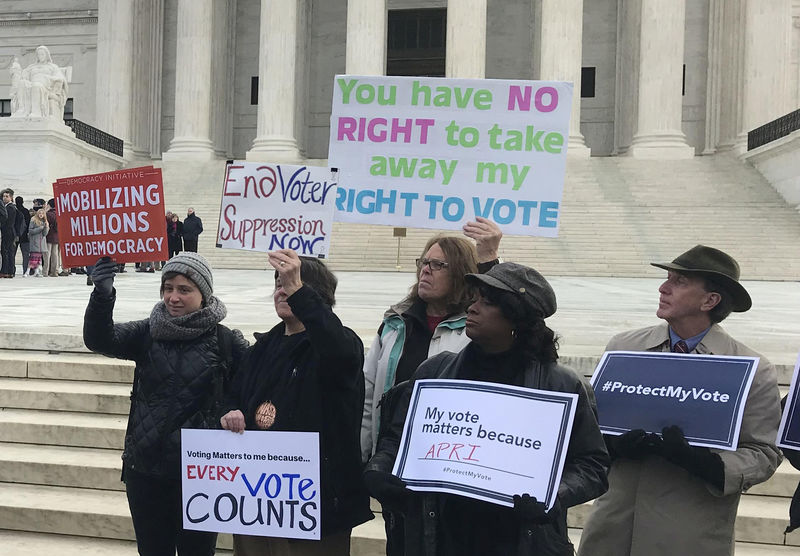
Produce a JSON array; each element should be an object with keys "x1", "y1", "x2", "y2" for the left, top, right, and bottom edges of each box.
[
  {"x1": 747, "y1": 108, "x2": 800, "y2": 151},
  {"x1": 64, "y1": 118, "x2": 123, "y2": 157}
]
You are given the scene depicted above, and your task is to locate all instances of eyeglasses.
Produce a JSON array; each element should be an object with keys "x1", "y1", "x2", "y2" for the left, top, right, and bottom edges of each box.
[{"x1": 416, "y1": 258, "x2": 449, "y2": 271}]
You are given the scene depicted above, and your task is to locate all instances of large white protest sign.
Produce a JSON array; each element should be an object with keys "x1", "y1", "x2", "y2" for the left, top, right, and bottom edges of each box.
[
  {"x1": 328, "y1": 75, "x2": 571, "y2": 236},
  {"x1": 216, "y1": 162, "x2": 337, "y2": 257},
  {"x1": 181, "y1": 429, "x2": 321, "y2": 540},
  {"x1": 392, "y1": 379, "x2": 578, "y2": 509}
]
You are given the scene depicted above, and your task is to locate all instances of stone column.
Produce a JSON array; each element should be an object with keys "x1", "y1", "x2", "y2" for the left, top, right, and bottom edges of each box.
[
  {"x1": 95, "y1": 0, "x2": 134, "y2": 158},
  {"x1": 129, "y1": 0, "x2": 164, "y2": 160},
  {"x1": 446, "y1": 0, "x2": 487, "y2": 78},
  {"x1": 703, "y1": 0, "x2": 723, "y2": 154},
  {"x1": 539, "y1": 0, "x2": 590, "y2": 156},
  {"x1": 346, "y1": 0, "x2": 387, "y2": 75},
  {"x1": 628, "y1": 0, "x2": 694, "y2": 158},
  {"x1": 735, "y1": 0, "x2": 792, "y2": 152},
  {"x1": 247, "y1": 0, "x2": 302, "y2": 161},
  {"x1": 163, "y1": 0, "x2": 215, "y2": 160},
  {"x1": 211, "y1": 0, "x2": 237, "y2": 158}
]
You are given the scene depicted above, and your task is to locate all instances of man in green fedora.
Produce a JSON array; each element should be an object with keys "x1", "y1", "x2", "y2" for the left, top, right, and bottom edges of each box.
[{"x1": 578, "y1": 245, "x2": 782, "y2": 556}]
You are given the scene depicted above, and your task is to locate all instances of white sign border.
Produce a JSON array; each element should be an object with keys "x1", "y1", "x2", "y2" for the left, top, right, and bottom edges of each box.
[
  {"x1": 590, "y1": 350, "x2": 759, "y2": 451},
  {"x1": 392, "y1": 379, "x2": 577, "y2": 509},
  {"x1": 777, "y1": 352, "x2": 800, "y2": 451}
]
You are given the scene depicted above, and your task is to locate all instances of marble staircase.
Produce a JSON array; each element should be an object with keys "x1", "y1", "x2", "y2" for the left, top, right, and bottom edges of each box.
[
  {"x1": 0, "y1": 344, "x2": 798, "y2": 554},
  {"x1": 155, "y1": 153, "x2": 800, "y2": 280}
]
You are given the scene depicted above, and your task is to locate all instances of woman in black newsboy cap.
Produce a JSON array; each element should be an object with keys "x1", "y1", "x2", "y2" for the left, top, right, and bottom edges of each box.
[{"x1": 365, "y1": 262, "x2": 610, "y2": 556}]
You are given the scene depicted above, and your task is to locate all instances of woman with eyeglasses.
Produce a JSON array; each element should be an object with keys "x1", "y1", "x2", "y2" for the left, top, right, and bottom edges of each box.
[{"x1": 360, "y1": 217, "x2": 501, "y2": 554}]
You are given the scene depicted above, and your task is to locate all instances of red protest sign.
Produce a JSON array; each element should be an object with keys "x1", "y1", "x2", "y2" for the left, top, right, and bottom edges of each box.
[{"x1": 53, "y1": 166, "x2": 168, "y2": 267}]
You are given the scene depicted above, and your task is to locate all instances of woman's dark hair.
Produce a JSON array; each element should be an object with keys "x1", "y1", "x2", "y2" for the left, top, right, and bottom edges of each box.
[
  {"x1": 274, "y1": 257, "x2": 337, "y2": 308},
  {"x1": 477, "y1": 285, "x2": 559, "y2": 363},
  {"x1": 702, "y1": 277, "x2": 734, "y2": 324},
  {"x1": 408, "y1": 235, "x2": 479, "y2": 314}
]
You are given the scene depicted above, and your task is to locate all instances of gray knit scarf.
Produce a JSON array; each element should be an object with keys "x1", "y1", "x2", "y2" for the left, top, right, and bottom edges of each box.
[{"x1": 149, "y1": 295, "x2": 228, "y2": 341}]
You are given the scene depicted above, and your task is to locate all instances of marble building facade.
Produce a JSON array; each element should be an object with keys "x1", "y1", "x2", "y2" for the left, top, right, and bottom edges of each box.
[{"x1": 0, "y1": 0, "x2": 798, "y2": 162}]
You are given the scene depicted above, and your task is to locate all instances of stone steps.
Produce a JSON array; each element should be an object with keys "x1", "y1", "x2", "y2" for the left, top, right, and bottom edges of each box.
[
  {"x1": 1, "y1": 530, "x2": 796, "y2": 556},
  {"x1": 1, "y1": 318, "x2": 798, "y2": 555},
  {"x1": 0, "y1": 482, "x2": 384, "y2": 554},
  {"x1": 0, "y1": 408, "x2": 127, "y2": 449},
  {"x1": 565, "y1": 495, "x2": 800, "y2": 547},
  {"x1": 0, "y1": 377, "x2": 130, "y2": 414}
]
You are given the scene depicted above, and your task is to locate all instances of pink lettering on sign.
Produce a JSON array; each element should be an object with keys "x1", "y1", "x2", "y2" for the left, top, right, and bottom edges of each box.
[
  {"x1": 336, "y1": 117, "x2": 435, "y2": 144},
  {"x1": 506, "y1": 85, "x2": 559, "y2": 113}
]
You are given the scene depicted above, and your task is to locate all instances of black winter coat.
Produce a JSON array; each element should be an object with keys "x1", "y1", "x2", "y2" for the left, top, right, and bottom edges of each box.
[
  {"x1": 226, "y1": 284, "x2": 373, "y2": 537},
  {"x1": 182, "y1": 213, "x2": 203, "y2": 240},
  {"x1": 366, "y1": 348, "x2": 610, "y2": 556},
  {"x1": 84, "y1": 290, "x2": 249, "y2": 479},
  {"x1": 1, "y1": 203, "x2": 17, "y2": 239},
  {"x1": 16, "y1": 204, "x2": 30, "y2": 243}
]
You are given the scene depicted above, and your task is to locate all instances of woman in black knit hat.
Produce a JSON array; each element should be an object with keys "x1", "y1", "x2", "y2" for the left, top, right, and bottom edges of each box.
[{"x1": 83, "y1": 253, "x2": 249, "y2": 556}]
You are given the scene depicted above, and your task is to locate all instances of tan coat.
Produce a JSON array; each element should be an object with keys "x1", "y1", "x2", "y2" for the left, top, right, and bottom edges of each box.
[{"x1": 578, "y1": 323, "x2": 782, "y2": 556}]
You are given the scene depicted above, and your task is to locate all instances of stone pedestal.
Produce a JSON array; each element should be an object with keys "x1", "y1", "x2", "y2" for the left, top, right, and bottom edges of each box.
[{"x1": 0, "y1": 119, "x2": 123, "y2": 201}]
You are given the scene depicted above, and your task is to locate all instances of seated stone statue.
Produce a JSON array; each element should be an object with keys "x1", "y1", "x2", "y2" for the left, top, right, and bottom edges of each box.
[{"x1": 9, "y1": 45, "x2": 69, "y2": 120}]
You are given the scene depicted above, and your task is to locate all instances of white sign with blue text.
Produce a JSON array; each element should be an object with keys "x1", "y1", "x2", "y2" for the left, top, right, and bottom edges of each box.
[
  {"x1": 216, "y1": 162, "x2": 337, "y2": 257},
  {"x1": 590, "y1": 351, "x2": 759, "y2": 451},
  {"x1": 181, "y1": 429, "x2": 321, "y2": 540},
  {"x1": 328, "y1": 75, "x2": 571, "y2": 236},
  {"x1": 392, "y1": 379, "x2": 578, "y2": 510},
  {"x1": 777, "y1": 352, "x2": 800, "y2": 451}
]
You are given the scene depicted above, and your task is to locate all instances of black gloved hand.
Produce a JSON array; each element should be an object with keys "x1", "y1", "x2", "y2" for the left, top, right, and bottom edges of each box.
[
  {"x1": 91, "y1": 257, "x2": 116, "y2": 296},
  {"x1": 659, "y1": 425, "x2": 724, "y2": 490},
  {"x1": 605, "y1": 429, "x2": 662, "y2": 460},
  {"x1": 363, "y1": 470, "x2": 409, "y2": 511},
  {"x1": 512, "y1": 494, "x2": 556, "y2": 525}
]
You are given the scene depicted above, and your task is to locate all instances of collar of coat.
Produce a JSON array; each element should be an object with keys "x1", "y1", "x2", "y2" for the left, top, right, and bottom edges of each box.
[{"x1": 635, "y1": 322, "x2": 741, "y2": 356}]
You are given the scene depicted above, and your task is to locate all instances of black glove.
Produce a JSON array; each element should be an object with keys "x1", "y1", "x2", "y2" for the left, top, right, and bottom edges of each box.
[
  {"x1": 91, "y1": 257, "x2": 116, "y2": 296},
  {"x1": 363, "y1": 470, "x2": 409, "y2": 511},
  {"x1": 512, "y1": 494, "x2": 556, "y2": 525},
  {"x1": 605, "y1": 429, "x2": 662, "y2": 460},
  {"x1": 659, "y1": 425, "x2": 724, "y2": 490}
]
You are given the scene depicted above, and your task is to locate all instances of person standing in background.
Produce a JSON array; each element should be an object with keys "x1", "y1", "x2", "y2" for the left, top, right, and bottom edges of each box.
[
  {"x1": 27, "y1": 206, "x2": 49, "y2": 277},
  {"x1": 1, "y1": 188, "x2": 18, "y2": 278},
  {"x1": 182, "y1": 207, "x2": 202, "y2": 253},
  {"x1": 44, "y1": 199, "x2": 61, "y2": 277},
  {"x1": 15, "y1": 196, "x2": 30, "y2": 275},
  {"x1": 167, "y1": 213, "x2": 183, "y2": 259}
]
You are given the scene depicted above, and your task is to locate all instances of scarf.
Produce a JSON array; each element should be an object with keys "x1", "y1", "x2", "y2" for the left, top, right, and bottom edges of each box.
[{"x1": 148, "y1": 295, "x2": 227, "y2": 341}]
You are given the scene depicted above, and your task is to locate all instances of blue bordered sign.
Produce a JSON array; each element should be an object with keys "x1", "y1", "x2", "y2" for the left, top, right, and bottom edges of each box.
[
  {"x1": 392, "y1": 379, "x2": 578, "y2": 509},
  {"x1": 777, "y1": 352, "x2": 800, "y2": 451},
  {"x1": 590, "y1": 351, "x2": 759, "y2": 451}
]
